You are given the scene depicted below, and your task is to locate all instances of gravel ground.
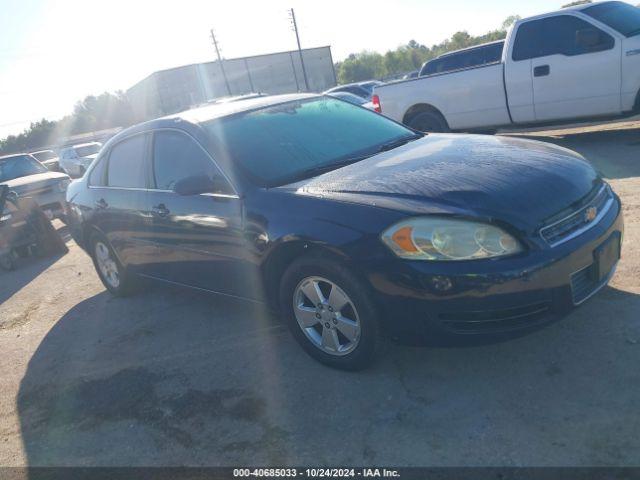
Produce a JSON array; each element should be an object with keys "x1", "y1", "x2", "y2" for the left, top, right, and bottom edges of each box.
[{"x1": 0, "y1": 120, "x2": 639, "y2": 467}]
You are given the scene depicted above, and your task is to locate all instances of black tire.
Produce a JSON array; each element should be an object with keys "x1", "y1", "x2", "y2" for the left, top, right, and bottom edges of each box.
[
  {"x1": 407, "y1": 110, "x2": 449, "y2": 133},
  {"x1": 89, "y1": 232, "x2": 139, "y2": 296},
  {"x1": 280, "y1": 256, "x2": 383, "y2": 370}
]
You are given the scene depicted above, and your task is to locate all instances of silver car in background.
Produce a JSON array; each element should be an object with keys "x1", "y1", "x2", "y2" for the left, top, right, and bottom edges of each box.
[
  {"x1": 58, "y1": 142, "x2": 102, "y2": 177},
  {"x1": 30, "y1": 149, "x2": 62, "y2": 172}
]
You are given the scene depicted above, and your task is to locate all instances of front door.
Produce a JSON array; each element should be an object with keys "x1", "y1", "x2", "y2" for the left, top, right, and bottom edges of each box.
[
  {"x1": 145, "y1": 129, "x2": 260, "y2": 300},
  {"x1": 91, "y1": 133, "x2": 154, "y2": 274},
  {"x1": 512, "y1": 15, "x2": 621, "y2": 123}
]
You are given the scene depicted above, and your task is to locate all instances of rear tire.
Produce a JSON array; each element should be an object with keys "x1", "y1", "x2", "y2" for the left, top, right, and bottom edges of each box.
[
  {"x1": 89, "y1": 232, "x2": 139, "y2": 296},
  {"x1": 280, "y1": 256, "x2": 383, "y2": 370},
  {"x1": 407, "y1": 110, "x2": 449, "y2": 133}
]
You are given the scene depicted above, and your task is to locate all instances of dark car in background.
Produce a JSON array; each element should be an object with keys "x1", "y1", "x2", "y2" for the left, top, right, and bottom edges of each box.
[
  {"x1": 326, "y1": 91, "x2": 375, "y2": 109},
  {"x1": 66, "y1": 94, "x2": 623, "y2": 370},
  {"x1": 0, "y1": 153, "x2": 70, "y2": 221},
  {"x1": 419, "y1": 40, "x2": 505, "y2": 77},
  {"x1": 324, "y1": 80, "x2": 383, "y2": 100}
]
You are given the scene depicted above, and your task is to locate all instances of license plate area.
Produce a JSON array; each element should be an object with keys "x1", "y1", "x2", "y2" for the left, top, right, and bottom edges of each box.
[{"x1": 592, "y1": 232, "x2": 621, "y2": 282}]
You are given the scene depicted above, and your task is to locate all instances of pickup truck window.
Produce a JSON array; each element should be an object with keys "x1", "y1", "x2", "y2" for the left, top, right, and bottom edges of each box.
[
  {"x1": 513, "y1": 15, "x2": 614, "y2": 61},
  {"x1": 420, "y1": 42, "x2": 504, "y2": 76},
  {"x1": 583, "y1": 1, "x2": 640, "y2": 37}
]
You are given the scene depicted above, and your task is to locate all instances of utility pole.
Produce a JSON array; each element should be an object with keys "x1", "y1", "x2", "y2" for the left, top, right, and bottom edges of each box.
[
  {"x1": 210, "y1": 29, "x2": 231, "y2": 96},
  {"x1": 288, "y1": 8, "x2": 310, "y2": 92}
]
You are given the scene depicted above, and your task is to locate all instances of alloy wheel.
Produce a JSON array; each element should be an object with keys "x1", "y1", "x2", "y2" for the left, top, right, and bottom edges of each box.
[
  {"x1": 293, "y1": 276, "x2": 361, "y2": 356},
  {"x1": 95, "y1": 241, "x2": 120, "y2": 289}
]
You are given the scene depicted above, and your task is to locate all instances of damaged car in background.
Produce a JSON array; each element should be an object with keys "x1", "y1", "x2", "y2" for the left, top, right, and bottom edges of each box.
[
  {"x1": 65, "y1": 94, "x2": 623, "y2": 370},
  {"x1": 0, "y1": 153, "x2": 70, "y2": 222}
]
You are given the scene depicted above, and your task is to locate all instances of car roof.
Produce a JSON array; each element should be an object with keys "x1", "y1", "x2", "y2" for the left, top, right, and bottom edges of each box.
[
  {"x1": 63, "y1": 141, "x2": 101, "y2": 149},
  {"x1": 432, "y1": 39, "x2": 505, "y2": 61},
  {"x1": 167, "y1": 93, "x2": 317, "y2": 125},
  {"x1": 513, "y1": 0, "x2": 615, "y2": 24},
  {"x1": 0, "y1": 153, "x2": 32, "y2": 161},
  {"x1": 103, "y1": 93, "x2": 320, "y2": 148}
]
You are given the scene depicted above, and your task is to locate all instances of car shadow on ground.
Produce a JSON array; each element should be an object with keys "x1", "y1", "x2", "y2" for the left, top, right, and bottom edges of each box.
[
  {"x1": 505, "y1": 126, "x2": 640, "y2": 180},
  {"x1": 16, "y1": 281, "x2": 640, "y2": 466}
]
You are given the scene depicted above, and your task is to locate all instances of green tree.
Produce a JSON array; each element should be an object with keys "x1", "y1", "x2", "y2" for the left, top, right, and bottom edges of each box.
[
  {"x1": 334, "y1": 16, "x2": 516, "y2": 84},
  {"x1": 0, "y1": 91, "x2": 135, "y2": 155}
]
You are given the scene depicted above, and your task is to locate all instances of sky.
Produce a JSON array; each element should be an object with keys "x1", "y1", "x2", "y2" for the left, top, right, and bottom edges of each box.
[{"x1": 0, "y1": 0, "x2": 563, "y2": 140}]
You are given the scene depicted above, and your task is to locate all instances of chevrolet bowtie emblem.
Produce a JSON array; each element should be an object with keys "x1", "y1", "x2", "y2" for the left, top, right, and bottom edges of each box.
[{"x1": 585, "y1": 206, "x2": 597, "y2": 222}]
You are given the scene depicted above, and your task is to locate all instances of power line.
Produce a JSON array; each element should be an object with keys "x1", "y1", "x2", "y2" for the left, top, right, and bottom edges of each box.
[
  {"x1": 288, "y1": 8, "x2": 310, "y2": 92},
  {"x1": 210, "y1": 29, "x2": 231, "y2": 96}
]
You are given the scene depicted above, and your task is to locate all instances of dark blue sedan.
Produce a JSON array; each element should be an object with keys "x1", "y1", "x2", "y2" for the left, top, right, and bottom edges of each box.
[{"x1": 66, "y1": 94, "x2": 623, "y2": 370}]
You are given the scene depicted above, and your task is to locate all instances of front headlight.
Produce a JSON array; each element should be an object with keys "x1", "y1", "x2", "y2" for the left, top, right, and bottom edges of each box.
[
  {"x1": 381, "y1": 217, "x2": 523, "y2": 261},
  {"x1": 57, "y1": 179, "x2": 71, "y2": 192}
]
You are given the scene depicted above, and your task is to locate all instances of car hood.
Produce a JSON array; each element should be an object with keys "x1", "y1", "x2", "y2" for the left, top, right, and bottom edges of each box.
[
  {"x1": 278, "y1": 134, "x2": 600, "y2": 232},
  {"x1": 2, "y1": 172, "x2": 69, "y2": 195}
]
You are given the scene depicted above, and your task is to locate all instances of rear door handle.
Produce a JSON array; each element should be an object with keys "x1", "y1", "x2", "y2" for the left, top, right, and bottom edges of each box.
[
  {"x1": 534, "y1": 65, "x2": 550, "y2": 77},
  {"x1": 152, "y1": 203, "x2": 170, "y2": 217},
  {"x1": 95, "y1": 198, "x2": 108, "y2": 209}
]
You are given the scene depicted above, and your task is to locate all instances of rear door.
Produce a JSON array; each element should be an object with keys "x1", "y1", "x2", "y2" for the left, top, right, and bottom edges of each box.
[
  {"x1": 145, "y1": 129, "x2": 255, "y2": 298},
  {"x1": 90, "y1": 133, "x2": 154, "y2": 273},
  {"x1": 512, "y1": 15, "x2": 621, "y2": 122}
]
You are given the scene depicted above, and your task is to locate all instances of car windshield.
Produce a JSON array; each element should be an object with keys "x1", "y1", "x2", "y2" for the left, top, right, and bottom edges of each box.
[
  {"x1": 203, "y1": 97, "x2": 416, "y2": 187},
  {"x1": 75, "y1": 144, "x2": 100, "y2": 157},
  {"x1": 32, "y1": 151, "x2": 56, "y2": 161},
  {"x1": 0, "y1": 155, "x2": 48, "y2": 182},
  {"x1": 583, "y1": 1, "x2": 640, "y2": 37}
]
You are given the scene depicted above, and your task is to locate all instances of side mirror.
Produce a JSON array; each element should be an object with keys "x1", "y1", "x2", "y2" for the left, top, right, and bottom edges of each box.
[
  {"x1": 173, "y1": 175, "x2": 219, "y2": 196},
  {"x1": 576, "y1": 28, "x2": 602, "y2": 49}
]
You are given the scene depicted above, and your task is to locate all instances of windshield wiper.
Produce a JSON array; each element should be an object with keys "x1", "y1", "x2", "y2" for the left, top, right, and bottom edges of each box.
[{"x1": 376, "y1": 133, "x2": 424, "y2": 153}]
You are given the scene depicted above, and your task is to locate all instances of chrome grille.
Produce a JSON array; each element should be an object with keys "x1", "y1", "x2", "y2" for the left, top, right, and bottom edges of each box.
[{"x1": 540, "y1": 185, "x2": 613, "y2": 247}]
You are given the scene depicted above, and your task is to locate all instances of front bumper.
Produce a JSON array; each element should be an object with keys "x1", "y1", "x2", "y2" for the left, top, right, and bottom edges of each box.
[{"x1": 364, "y1": 196, "x2": 624, "y2": 336}]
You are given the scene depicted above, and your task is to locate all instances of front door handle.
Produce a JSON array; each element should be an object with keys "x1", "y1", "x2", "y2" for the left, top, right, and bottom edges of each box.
[
  {"x1": 95, "y1": 198, "x2": 108, "y2": 209},
  {"x1": 152, "y1": 203, "x2": 170, "y2": 217},
  {"x1": 534, "y1": 65, "x2": 550, "y2": 77}
]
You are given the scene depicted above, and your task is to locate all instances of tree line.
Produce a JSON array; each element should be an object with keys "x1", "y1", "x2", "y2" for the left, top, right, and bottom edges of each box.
[
  {"x1": 0, "y1": 92, "x2": 136, "y2": 155},
  {"x1": 334, "y1": 15, "x2": 520, "y2": 84},
  {"x1": 0, "y1": 13, "x2": 552, "y2": 155}
]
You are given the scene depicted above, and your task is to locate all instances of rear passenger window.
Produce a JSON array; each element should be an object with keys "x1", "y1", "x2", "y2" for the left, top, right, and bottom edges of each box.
[
  {"x1": 89, "y1": 157, "x2": 107, "y2": 186},
  {"x1": 107, "y1": 134, "x2": 147, "y2": 188},
  {"x1": 152, "y1": 130, "x2": 232, "y2": 194},
  {"x1": 512, "y1": 16, "x2": 614, "y2": 61}
]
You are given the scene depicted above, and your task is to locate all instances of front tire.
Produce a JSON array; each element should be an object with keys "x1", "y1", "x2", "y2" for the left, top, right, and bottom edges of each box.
[
  {"x1": 89, "y1": 232, "x2": 138, "y2": 296},
  {"x1": 280, "y1": 256, "x2": 382, "y2": 370}
]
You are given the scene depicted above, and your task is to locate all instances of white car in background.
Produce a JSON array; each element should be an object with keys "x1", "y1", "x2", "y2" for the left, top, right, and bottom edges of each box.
[
  {"x1": 30, "y1": 149, "x2": 62, "y2": 172},
  {"x1": 58, "y1": 142, "x2": 102, "y2": 177}
]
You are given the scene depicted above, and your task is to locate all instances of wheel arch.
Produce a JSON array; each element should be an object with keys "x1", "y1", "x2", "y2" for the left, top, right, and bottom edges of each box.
[
  {"x1": 402, "y1": 103, "x2": 449, "y2": 129},
  {"x1": 261, "y1": 240, "x2": 355, "y2": 310}
]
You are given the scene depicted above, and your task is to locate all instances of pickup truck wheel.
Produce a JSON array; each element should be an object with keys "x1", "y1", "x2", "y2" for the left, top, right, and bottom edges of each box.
[{"x1": 408, "y1": 110, "x2": 449, "y2": 133}]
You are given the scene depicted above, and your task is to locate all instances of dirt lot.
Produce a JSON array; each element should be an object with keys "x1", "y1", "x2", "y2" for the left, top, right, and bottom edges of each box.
[{"x1": 1, "y1": 120, "x2": 639, "y2": 467}]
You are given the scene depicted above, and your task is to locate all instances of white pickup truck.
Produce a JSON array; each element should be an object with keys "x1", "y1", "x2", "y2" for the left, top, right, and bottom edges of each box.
[{"x1": 373, "y1": 1, "x2": 640, "y2": 132}]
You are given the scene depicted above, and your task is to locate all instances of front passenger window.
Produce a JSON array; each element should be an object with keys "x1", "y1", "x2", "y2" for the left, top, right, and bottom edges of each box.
[
  {"x1": 107, "y1": 134, "x2": 148, "y2": 188},
  {"x1": 152, "y1": 130, "x2": 232, "y2": 195}
]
